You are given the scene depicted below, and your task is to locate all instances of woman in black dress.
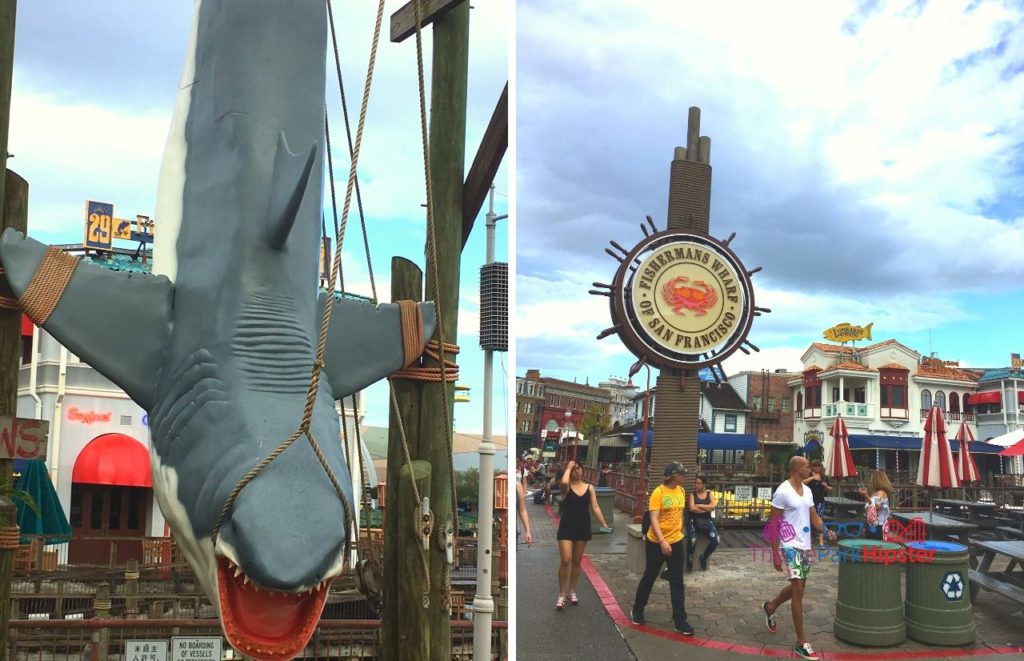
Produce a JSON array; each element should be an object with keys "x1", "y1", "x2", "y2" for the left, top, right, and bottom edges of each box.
[{"x1": 555, "y1": 460, "x2": 610, "y2": 609}]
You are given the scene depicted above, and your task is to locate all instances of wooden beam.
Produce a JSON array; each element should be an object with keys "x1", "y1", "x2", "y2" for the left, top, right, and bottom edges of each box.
[
  {"x1": 462, "y1": 82, "x2": 508, "y2": 249},
  {"x1": 390, "y1": 0, "x2": 464, "y2": 44}
]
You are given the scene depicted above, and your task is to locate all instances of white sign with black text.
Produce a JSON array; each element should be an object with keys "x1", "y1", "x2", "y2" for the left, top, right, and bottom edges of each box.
[
  {"x1": 734, "y1": 485, "x2": 753, "y2": 501},
  {"x1": 125, "y1": 640, "x2": 168, "y2": 661},
  {"x1": 171, "y1": 637, "x2": 222, "y2": 661}
]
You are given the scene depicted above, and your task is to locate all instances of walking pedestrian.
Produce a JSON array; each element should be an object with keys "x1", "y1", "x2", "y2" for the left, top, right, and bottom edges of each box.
[
  {"x1": 554, "y1": 460, "x2": 610, "y2": 609},
  {"x1": 857, "y1": 470, "x2": 892, "y2": 541},
  {"x1": 761, "y1": 456, "x2": 835, "y2": 660},
  {"x1": 630, "y1": 462, "x2": 694, "y2": 635},
  {"x1": 516, "y1": 480, "x2": 532, "y2": 546},
  {"x1": 802, "y1": 459, "x2": 832, "y2": 547},
  {"x1": 686, "y1": 475, "x2": 719, "y2": 571}
]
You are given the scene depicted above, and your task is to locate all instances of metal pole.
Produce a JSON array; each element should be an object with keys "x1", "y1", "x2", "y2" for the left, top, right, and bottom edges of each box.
[
  {"x1": 635, "y1": 364, "x2": 652, "y2": 522},
  {"x1": 473, "y1": 185, "x2": 505, "y2": 659}
]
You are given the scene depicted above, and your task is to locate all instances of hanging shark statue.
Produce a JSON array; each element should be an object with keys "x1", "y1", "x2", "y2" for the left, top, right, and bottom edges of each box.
[{"x1": 0, "y1": 1, "x2": 434, "y2": 658}]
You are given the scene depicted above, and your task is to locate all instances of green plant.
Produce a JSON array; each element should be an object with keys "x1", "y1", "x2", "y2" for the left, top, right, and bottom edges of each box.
[{"x1": 0, "y1": 484, "x2": 40, "y2": 518}]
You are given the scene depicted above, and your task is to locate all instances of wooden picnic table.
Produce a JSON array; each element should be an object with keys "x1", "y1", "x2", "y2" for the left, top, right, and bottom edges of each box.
[
  {"x1": 969, "y1": 540, "x2": 1024, "y2": 607},
  {"x1": 889, "y1": 511, "x2": 979, "y2": 567},
  {"x1": 824, "y1": 496, "x2": 863, "y2": 519},
  {"x1": 933, "y1": 498, "x2": 999, "y2": 527}
]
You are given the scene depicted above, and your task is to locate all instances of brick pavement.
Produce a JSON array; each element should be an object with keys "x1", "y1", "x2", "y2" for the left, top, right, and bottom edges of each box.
[{"x1": 564, "y1": 508, "x2": 1024, "y2": 659}]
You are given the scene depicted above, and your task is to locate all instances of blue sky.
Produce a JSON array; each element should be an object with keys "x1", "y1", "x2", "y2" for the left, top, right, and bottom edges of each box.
[
  {"x1": 8, "y1": 2, "x2": 508, "y2": 434},
  {"x1": 516, "y1": 0, "x2": 1024, "y2": 385}
]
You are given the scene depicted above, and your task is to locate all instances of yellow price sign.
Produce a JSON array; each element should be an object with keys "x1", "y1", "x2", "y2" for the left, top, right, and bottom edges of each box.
[{"x1": 85, "y1": 201, "x2": 114, "y2": 250}]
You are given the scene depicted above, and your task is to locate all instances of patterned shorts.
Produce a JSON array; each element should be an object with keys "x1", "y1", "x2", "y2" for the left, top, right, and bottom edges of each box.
[{"x1": 781, "y1": 547, "x2": 812, "y2": 581}]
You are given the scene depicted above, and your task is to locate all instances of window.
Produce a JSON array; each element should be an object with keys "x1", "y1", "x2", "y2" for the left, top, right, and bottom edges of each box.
[
  {"x1": 768, "y1": 397, "x2": 776, "y2": 412},
  {"x1": 21, "y1": 335, "x2": 31, "y2": 365},
  {"x1": 782, "y1": 398, "x2": 791, "y2": 413},
  {"x1": 752, "y1": 396, "x2": 762, "y2": 411},
  {"x1": 524, "y1": 402, "x2": 533, "y2": 415},
  {"x1": 920, "y1": 389, "x2": 932, "y2": 410},
  {"x1": 881, "y1": 384, "x2": 907, "y2": 408},
  {"x1": 854, "y1": 387, "x2": 865, "y2": 404},
  {"x1": 832, "y1": 387, "x2": 850, "y2": 402},
  {"x1": 521, "y1": 419, "x2": 530, "y2": 432},
  {"x1": 724, "y1": 414, "x2": 737, "y2": 432},
  {"x1": 934, "y1": 391, "x2": 946, "y2": 411},
  {"x1": 527, "y1": 383, "x2": 535, "y2": 396},
  {"x1": 517, "y1": 380, "x2": 524, "y2": 394},
  {"x1": 949, "y1": 392, "x2": 960, "y2": 413},
  {"x1": 796, "y1": 392, "x2": 803, "y2": 410},
  {"x1": 545, "y1": 419, "x2": 558, "y2": 431}
]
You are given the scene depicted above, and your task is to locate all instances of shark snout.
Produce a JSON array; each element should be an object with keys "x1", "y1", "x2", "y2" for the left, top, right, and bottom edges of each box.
[{"x1": 218, "y1": 456, "x2": 350, "y2": 591}]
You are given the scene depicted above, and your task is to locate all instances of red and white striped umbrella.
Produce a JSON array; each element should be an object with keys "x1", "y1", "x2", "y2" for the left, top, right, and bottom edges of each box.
[
  {"x1": 917, "y1": 406, "x2": 960, "y2": 488},
  {"x1": 953, "y1": 422, "x2": 981, "y2": 483},
  {"x1": 824, "y1": 415, "x2": 857, "y2": 478}
]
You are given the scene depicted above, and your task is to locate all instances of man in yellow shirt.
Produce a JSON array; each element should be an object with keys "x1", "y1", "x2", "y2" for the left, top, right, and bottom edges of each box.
[{"x1": 630, "y1": 462, "x2": 694, "y2": 635}]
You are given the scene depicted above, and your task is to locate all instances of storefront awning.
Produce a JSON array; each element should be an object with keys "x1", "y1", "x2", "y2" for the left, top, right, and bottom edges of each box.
[
  {"x1": 848, "y1": 435, "x2": 921, "y2": 451},
  {"x1": 699, "y1": 432, "x2": 758, "y2": 451},
  {"x1": 965, "y1": 391, "x2": 1000, "y2": 406},
  {"x1": 950, "y1": 440, "x2": 1006, "y2": 455},
  {"x1": 72, "y1": 433, "x2": 152, "y2": 487}
]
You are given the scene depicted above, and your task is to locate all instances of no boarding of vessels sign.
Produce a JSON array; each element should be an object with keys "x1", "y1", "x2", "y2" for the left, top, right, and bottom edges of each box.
[
  {"x1": 611, "y1": 231, "x2": 755, "y2": 370},
  {"x1": 171, "y1": 637, "x2": 222, "y2": 660}
]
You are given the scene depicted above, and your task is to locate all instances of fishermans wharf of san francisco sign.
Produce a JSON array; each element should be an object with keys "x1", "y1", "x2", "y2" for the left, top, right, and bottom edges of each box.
[{"x1": 606, "y1": 229, "x2": 758, "y2": 371}]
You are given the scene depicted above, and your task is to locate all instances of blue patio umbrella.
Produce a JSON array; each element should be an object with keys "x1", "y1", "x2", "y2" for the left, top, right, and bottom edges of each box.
[{"x1": 14, "y1": 459, "x2": 71, "y2": 544}]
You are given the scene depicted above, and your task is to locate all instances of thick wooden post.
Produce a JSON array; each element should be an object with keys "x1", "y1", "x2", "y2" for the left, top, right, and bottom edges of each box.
[
  {"x1": 382, "y1": 258, "x2": 427, "y2": 661},
  {"x1": 396, "y1": 461, "x2": 431, "y2": 660},
  {"x1": 94, "y1": 584, "x2": 111, "y2": 658},
  {"x1": 0, "y1": 1, "x2": 19, "y2": 650},
  {"x1": 420, "y1": 4, "x2": 469, "y2": 659},
  {"x1": 0, "y1": 170, "x2": 27, "y2": 646},
  {"x1": 124, "y1": 559, "x2": 140, "y2": 618}
]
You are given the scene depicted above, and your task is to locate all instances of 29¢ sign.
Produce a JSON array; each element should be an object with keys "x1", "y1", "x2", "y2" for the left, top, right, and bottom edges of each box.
[{"x1": 85, "y1": 200, "x2": 114, "y2": 250}]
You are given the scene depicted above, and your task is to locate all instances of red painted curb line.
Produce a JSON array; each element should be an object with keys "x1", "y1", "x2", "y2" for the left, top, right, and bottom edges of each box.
[{"x1": 539, "y1": 503, "x2": 1023, "y2": 659}]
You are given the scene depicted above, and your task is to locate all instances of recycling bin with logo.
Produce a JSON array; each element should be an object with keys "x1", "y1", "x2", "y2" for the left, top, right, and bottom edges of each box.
[
  {"x1": 591, "y1": 487, "x2": 615, "y2": 534},
  {"x1": 833, "y1": 539, "x2": 906, "y2": 646},
  {"x1": 904, "y1": 541, "x2": 974, "y2": 645}
]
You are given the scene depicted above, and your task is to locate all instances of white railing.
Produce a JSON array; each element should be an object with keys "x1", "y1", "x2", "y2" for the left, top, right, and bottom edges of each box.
[{"x1": 824, "y1": 402, "x2": 874, "y2": 418}]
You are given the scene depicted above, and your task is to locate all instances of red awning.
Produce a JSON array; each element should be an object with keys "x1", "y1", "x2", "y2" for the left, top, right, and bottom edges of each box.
[
  {"x1": 21, "y1": 314, "x2": 33, "y2": 337},
  {"x1": 966, "y1": 391, "x2": 1001, "y2": 406},
  {"x1": 1019, "y1": 392, "x2": 1024, "y2": 405},
  {"x1": 72, "y1": 434, "x2": 152, "y2": 487}
]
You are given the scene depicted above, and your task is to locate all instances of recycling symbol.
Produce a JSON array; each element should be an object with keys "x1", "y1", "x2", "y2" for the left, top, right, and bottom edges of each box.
[{"x1": 941, "y1": 572, "x2": 964, "y2": 601}]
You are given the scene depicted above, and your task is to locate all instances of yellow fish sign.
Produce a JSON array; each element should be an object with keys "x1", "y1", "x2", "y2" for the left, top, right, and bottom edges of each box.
[{"x1": 823, "y1": 322, "x2": 873, "y2": 343}]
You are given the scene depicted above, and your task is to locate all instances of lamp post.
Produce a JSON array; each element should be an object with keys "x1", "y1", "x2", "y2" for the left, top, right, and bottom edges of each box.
[
  {"x1": 565, "y1": 410, "x2": 574, "y2": 462},
  {"x1": 634, "y1": 363, "x2": 652, "y2": 523}
]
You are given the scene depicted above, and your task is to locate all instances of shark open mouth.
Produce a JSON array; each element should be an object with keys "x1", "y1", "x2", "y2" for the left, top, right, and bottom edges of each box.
[{"x1": 216, "y1": 557, "x2": 330, "y2": 660}]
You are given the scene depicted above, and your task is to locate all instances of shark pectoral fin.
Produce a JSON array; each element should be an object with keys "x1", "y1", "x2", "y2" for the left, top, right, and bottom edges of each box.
[
  {"x1": 268, "y1": 131, "x2": 318, "y2": 250},
  {"x1": 0, "y1": 229, "x2": 172, "y2": 409},
  {"x1": 318, "y1": 294, "x2": 436, "y2": 400}
]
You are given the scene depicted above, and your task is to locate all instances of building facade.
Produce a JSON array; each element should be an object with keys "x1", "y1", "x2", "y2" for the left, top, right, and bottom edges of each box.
[{"x1": 787, "y1": 339, "x2": 1017, "y2": 478}]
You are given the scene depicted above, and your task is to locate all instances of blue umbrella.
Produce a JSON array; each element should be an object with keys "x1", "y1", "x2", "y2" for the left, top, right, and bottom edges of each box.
[{"x1": 15, "y1": 460, "x2": 71, "y2": 544}]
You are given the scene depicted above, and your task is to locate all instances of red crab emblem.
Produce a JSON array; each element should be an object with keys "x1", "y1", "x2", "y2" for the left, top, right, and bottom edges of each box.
[{"x1": 662, "y1": 276, "x2": 717, "y2": 315}]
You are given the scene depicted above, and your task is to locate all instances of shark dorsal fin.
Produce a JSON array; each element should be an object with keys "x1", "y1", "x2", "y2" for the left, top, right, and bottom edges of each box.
[{"x1": 268, "y1": 131, "x2": 318, "y2": 250}]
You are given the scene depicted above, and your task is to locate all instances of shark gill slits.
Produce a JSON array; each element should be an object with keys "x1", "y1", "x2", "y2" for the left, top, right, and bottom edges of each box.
[{"x1": 232, "y1": 291, "x2": 314, "y2": 393}]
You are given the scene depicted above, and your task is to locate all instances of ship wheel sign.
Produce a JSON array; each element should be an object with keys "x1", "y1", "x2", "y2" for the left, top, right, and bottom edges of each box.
[{"x1": 591, "y1": 216, "x2": 769, "y2": 377}]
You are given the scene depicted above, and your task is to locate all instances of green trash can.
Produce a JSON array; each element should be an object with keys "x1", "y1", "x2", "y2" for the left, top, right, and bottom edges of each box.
[
  {"x1": 833, "y1": 539, "x2": 906, "y2": 646},
  {"x1": 591, "y1": 486, "x2": 615, "y2": 533},
  {"x1": 905, "y1": 540, "x2": 974, "y2": 645}
]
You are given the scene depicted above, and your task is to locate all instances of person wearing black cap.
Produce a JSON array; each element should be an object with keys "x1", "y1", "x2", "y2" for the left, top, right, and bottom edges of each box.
[{"x1": 629, "y1": 461, "x2": 694, "y2": 635}]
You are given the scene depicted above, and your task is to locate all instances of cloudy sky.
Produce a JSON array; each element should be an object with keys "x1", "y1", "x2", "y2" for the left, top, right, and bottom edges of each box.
[
  {"x1": 9, "y1": 1, "x2": 508, "y2": 433},
  {"x1": 516, "y1": 0, "x2": 1024, "y2": 386}
]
